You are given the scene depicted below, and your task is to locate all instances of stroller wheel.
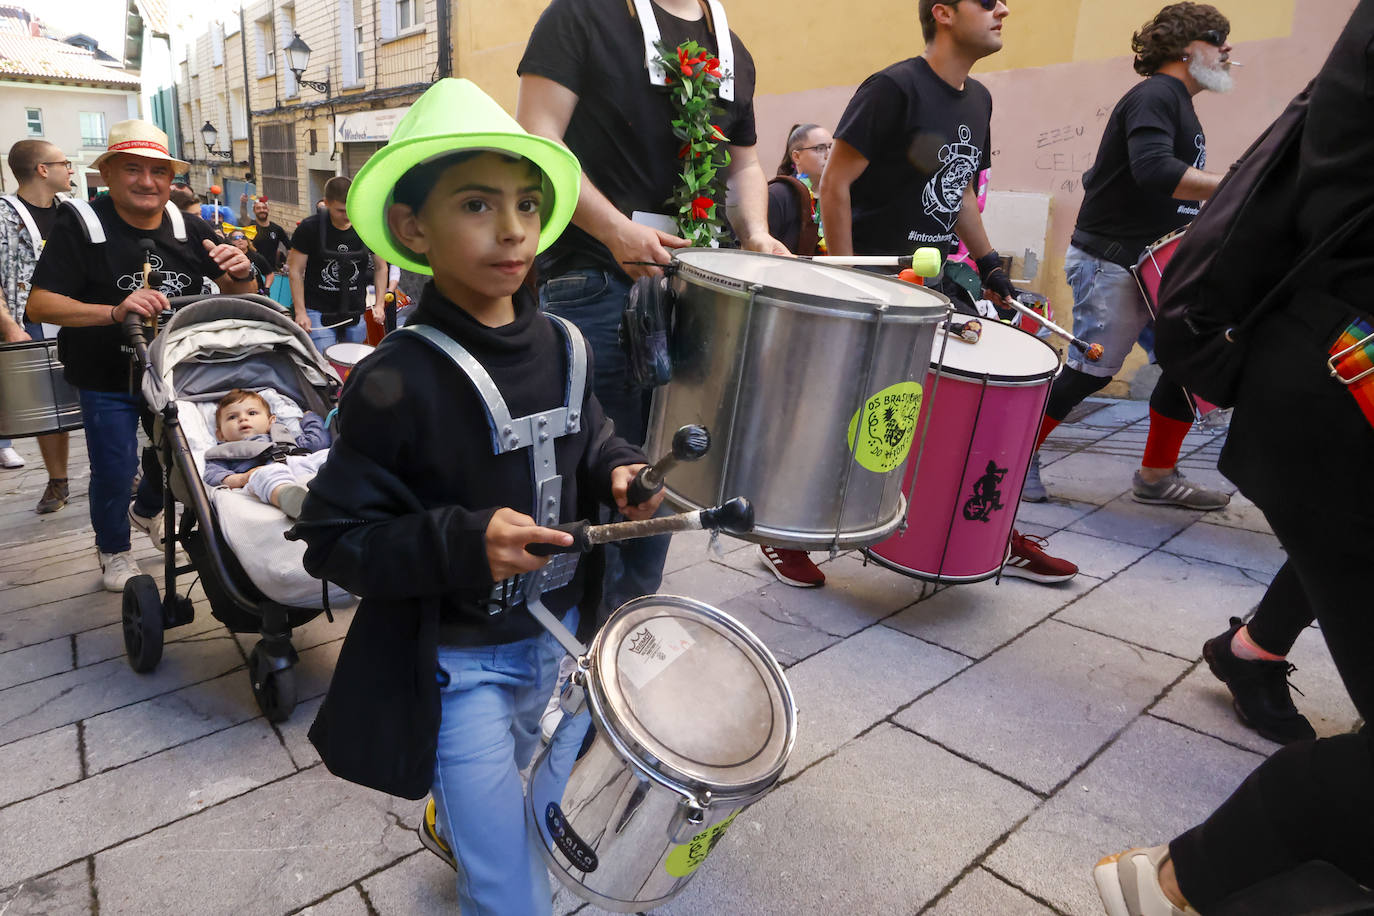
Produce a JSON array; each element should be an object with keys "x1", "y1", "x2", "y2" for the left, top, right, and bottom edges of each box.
[
  {"x1": 249, "y1": 644, "x2": 297, "y2": 723},
  {"x1": 122, "y1": 575, "x2": 164, "y2": 673}
]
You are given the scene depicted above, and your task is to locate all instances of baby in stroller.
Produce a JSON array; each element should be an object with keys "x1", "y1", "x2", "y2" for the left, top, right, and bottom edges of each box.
[{"x1": 202, "y1": 388, "x2": 330, "y2": 518}]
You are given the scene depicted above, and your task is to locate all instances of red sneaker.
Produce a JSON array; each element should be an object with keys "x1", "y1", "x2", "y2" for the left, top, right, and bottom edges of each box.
[
  {"x1": 1002, "y1": 531, "x2": 1078, "y2": 584},
  {"x1": 760, "y1": 546, "x2": 826, "y2": 588}
]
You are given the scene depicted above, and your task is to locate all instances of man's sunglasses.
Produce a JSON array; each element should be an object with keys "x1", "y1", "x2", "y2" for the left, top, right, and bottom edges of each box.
[{"x1": 1195, "y1": 29, "x2": 1228, "y2": 46}]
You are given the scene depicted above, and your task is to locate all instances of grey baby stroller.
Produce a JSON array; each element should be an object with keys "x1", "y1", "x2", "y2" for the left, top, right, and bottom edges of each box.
[{"x1": 123, "y1": 295, "x2": 354, "y2": 721}]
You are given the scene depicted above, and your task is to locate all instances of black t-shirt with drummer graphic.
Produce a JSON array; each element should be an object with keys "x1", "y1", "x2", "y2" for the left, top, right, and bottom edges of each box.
[
  {"x1": 835, "y1": 56, "x2": 993, "y2": 258},
  {"x1": 290, "y1": 213, "x2": 374, "y2": 320},
  {"x1": 31, "y1": 195, "x2": 222, "y2": 392},
  {"x1": 519, "y1": 0, "x2": 758, "y2": 279}
]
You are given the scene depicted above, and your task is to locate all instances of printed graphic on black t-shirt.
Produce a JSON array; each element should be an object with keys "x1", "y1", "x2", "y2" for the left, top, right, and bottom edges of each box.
[
  {"x1": 252, "y1": 221, "x2": 288, "y2": 265},
  {"x1": 31, "y1": 196, "x2": 224, "y2": 391},
  {"x1": 834, "y1": 57, "x2": 993, "y2": 256},
  {"x1": 520, "y1": 0, "x2": 758, "y2": 278},
  {"x1": 1075, "y1": 75, "x2": 1206, "y2": 248},
  {"x1": 290, "y1": 213, "x2": 372, "y2": 316}
]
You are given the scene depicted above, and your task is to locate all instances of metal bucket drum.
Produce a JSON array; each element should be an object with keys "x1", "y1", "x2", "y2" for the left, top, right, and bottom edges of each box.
[
  {"x1": 646, "y1": 249, "x2": 948, "y2": 550},
  {"x1": 865, "y1": 320, "x2": 1059, "y2": 583},
  {"x1": 0, "y1": 339, "x2": 82, "y2": 438},
  {"x1": 323, "y1": 342, "x2": 374, "y2": 381},
  {"x1": 527, "y1": 594, "x2": 796, "y2": 912}
]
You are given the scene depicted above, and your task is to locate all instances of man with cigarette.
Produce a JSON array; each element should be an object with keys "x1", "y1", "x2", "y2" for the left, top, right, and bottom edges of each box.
[{"x1": 1025, "y1": 2, "x2": 1236, "y2": 509}]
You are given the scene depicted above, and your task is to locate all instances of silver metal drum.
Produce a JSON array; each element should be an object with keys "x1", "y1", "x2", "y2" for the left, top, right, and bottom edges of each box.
[
  {"x1": 0, "y1": 339, "x2": 82, "y2": 439},
  {"x1": 647, "y1": 249, "x2": 948, "y2": 550},
  {"x1": 527, "y1": 594, "x2": 796, "y2": 912}
]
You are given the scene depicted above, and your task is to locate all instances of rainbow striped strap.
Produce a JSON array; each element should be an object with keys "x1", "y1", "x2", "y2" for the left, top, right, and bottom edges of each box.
[{"x1": 1327, "y1": 316, "x2": 1374, "y2": 427}]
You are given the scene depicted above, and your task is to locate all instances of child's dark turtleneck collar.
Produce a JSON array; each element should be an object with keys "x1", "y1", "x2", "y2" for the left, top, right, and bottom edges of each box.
[{"x1": 409, "y1": 282, "x2": 544, "y2": 359}]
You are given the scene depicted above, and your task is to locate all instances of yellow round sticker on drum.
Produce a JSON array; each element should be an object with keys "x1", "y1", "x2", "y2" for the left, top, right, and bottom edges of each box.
[
  {"x1": 846, "y1": 381, "x2": 923, "y2": 474},
  {"x1": 664, "y1": 812, "x2": 739, "y2": 878}
]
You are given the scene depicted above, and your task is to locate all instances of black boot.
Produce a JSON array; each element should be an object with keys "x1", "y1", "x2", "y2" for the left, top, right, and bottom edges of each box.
[{"x1": 1203, "y1": 617, "x2": 1316, "y2": 745}]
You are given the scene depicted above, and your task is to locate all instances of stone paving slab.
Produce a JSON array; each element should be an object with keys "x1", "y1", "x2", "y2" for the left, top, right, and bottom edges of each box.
[
  {"x1": 1027, "y1": 529, "x2": 1152, "y2": 581},
  {"x1": 1, "y1": 589, "x2": 132, "y2": 652},
  {"x1": 0, "y1": 636, "x2": 72, "y2": 691},
  {"x1": 292, "y1": 884, "x2": 371, "y2": 916},
  {"x1": 0, "y1": 724, "x2": 81, "y2": 808},
  {"x1": 1160, "y1": 520, "x2": 1287, "y2": 576},
  {"x1": 659, "y1": 559, "x2": 766, "y2": 609},
  {"x1": 1202, "y1": 493, "x2": 1274, "y2": 535},
  {"x1": 363, "y1": 850, "x2": 452, "y2": 914},
  {"x1": 0, "y1": 718, "x2": 295, "y2": 889},
  {"x1": 0, "y1": 630, "x2": 247, "y2": 747},
  {"x1": 895, "y1": 620, "x2": 1189, "y2": 794},
  {"x1": 782, "y1": 624, "x2": 968, "y2": 776},
  {"x1": 1033, "y1": 451, "x2": 1137, "y2": 506},
  {"x1": 1055, "y1": 551, "x2": 1270, "y2": 660},
  {"x1": 926, "y1": 867, "x2": 1056, "y2": 915},
  {"x1": 886, "y1": 574, "x2": 1097, "y2": 660},
  {"x1": 1067, "y1": 496, "x2": 1205, "y2": 550},
  {"x1": 985, "y1": 716, "x2": 1265, "y2": 916},
  {"x1": 75, "y1": 600, "x2": 228, "y2": 668},
  {"x1": 92, "y1": 769, "x2": 423, "y2": 916},
  {"x1": 0, "y1": 860, "x2": 90, "y2": 916},
  {"x1": 1013, "y1": 495, "x2": 1101, "y2": 531},
  {"x1": 714, "y1": 553, "x2": 927, "y2": 667},
  {"x1": 656, "y1": 724, "x2": 1040, "y2": 916}
]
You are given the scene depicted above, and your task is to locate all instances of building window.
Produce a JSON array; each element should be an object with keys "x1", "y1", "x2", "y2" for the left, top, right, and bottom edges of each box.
[
  {"x1": 259, "y1": 123, "x2": 298, "y2": 205},
  {"x1": 25, "y1": 108, "x2": 42, "y2": 136},
  {"x1": 354, "y1": 23, "x2": 364, "y2": 77},
  {"x1": 79, "y1": 112, "x2": 106, "y2": 148},
  {"x1": 397, "y1": 0, "x2": 414, "y2": 30},
  {"x1": 256, "y1": 17, "x2": 275, "y2": 76},
  {"x1": 230, "y1": 88, "x2": 248, "y2": 139}
]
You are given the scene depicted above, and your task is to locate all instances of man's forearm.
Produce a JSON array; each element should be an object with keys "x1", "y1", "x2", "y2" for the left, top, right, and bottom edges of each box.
[
  {"x1": 289, "y1": 270, "x2": 306, "y2": 316},
  {"x1": 571, "y1": 173, "x2": 636, "y2": 246},
  {"x1": 953, "y1": 185, "x2": 994, "y2": 260},
  {"x1": 726, "y1": 159, "x2": 770, "y2": 245},
  {"x1": 27, "y1": 289, "x2": 119, "y2": 327},
  {"x1": 1173, "y1": 167, "x2": 1222, "y2": 202},
  {"x1": 819, "y1": 182, "x2": 854, "y2": 256}
]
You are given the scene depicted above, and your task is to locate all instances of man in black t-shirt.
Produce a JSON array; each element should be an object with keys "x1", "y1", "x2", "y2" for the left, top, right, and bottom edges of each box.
[
  {"x1": 1028, "y1": 3, "x2": 1234, "y2": 513},
  {"x1": 0, "y1": 139, "x2": 74, "y2": 514},
  {"x1": 517, "y1": 0, "x2": 785, "y2": 614},
  {"x1": 287, "y1": 175, "x2": 386, "y2": 353},
  {"x1": 239, "y1": 195, "x2": 289, "y2": 268},
  {"x1": 27, "y1": 120, "x2": 255, "y2": 592},
  {"x1": 823, "y1": 0, "x2": 1077, "y2": 585}
]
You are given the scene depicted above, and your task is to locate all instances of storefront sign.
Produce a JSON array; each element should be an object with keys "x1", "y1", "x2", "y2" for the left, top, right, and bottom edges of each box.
[{"x1": 334, "y1": 106, "x2": 410, "y2": 143}]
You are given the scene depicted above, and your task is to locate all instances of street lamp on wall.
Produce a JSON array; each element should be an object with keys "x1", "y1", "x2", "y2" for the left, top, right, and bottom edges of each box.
[
  {"x1": 200, "y1": 121, "x2": 233, "y2": 159},
  {"x1": 284, "y1": 32, "x2": 330, "y2": 95}
]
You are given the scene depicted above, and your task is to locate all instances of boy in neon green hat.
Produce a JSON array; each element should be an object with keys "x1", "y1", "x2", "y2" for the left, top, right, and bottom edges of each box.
[{"x1": 290, "y1": 79, "x2": 664, "y2": 915}]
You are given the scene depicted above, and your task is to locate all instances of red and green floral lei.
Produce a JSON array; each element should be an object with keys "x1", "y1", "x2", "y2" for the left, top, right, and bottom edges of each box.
[{"x1": 656, "y1": 39, "x2": 730, "y2": 247}]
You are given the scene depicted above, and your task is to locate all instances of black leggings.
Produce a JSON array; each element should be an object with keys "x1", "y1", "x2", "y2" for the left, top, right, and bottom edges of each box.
[{"x1": 1044, "y1": 366, "x2": 1195, "y2": 424}]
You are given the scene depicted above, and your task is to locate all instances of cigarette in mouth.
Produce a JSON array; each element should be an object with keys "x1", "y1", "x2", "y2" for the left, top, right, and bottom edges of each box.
[{"x1": 1227, "y1": 60, "x2": 1243, "y2": 66}]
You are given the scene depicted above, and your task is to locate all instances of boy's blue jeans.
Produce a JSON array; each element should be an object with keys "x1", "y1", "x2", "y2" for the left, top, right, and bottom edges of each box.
[
  {"x1": 431, "y1": 607, "x2": 576, "y2": 916},
  {"x1": 540, "y1": 269, "x2": 670, "y2": 613},
  {"x1": 78, "y1": 388, "x2": 162, "y2": 554}
]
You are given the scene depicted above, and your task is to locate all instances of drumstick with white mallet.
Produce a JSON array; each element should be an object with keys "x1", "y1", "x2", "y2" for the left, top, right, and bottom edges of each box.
[
  {"x1": 624, "y1": 424, "x2": 710, "y2": 506},
  {"x1": 526, "y1": 497, "x2": 754, "y2": 556},
  {"x1": 1005, "y1": 295, "x2": 1104, "y2": 362}
]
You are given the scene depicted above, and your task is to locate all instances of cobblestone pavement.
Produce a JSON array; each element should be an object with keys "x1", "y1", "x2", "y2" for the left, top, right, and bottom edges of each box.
[{"x1": 0, "y1": 399, "x2": 1360, "y2": 915}]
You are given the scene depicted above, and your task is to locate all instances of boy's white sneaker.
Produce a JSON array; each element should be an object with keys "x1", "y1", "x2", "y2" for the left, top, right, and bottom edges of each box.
[
  {"x1": 97, "y1": 550, "x2": 139, "y2": 592},
  {"x1": 0, "y1": 446, "x2": 24, "y2": 468}
]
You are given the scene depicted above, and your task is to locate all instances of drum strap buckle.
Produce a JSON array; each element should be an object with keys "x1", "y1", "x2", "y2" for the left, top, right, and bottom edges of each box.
[{"x1": 1327, "y1": 319, "x2": 1374, "y2": 386}]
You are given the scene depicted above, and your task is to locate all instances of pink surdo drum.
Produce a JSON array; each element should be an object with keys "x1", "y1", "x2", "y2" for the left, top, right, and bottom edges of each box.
[
  {"x1": 865, "y1": 319, "x2": 1060, "y2": 583},
  {"x1": 1132, "y1": 228, "x2": 1223, "y2": 418},
  {"x1": 323, "y1": 342, "x2": 375, "y2": 381}
]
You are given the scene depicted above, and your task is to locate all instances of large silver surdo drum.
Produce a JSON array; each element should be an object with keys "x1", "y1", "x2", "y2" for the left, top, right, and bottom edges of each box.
[
  {"x1": 646, "y1": 249, "x2": 948, "y2": 550},
  {"x1": 527, "y1": 594, "x2": 796, "y2": 912},
  {"x1": 0, "y1": 338, "x2": 82, "y2": 439}
]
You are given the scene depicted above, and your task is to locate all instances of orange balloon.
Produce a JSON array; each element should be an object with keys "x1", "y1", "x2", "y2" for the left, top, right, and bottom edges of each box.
[
  {"x1": 209, "y1": 184, "x2": 222, "y2": 196},
  {"x1": 897, "y1": 268, "x2": 923, "y2": 286}
]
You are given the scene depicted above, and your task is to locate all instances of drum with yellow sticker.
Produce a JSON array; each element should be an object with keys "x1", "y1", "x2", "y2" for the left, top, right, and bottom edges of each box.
[
  {"x1": 644, "y1": 249, "x2": 948, "y2": 551},
  {"x1": 527, "y1": 595, "x2": 795, "y2": 912}
]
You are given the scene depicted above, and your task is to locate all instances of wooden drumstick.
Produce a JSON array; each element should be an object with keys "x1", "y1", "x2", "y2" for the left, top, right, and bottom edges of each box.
[
  {"x1": 1005, "y1": 297, "x2": 1104, "y2": 361},
  {"x1": 526, "y1": 497, "x2": 754, "y2": 556},
  {"x1": 808, "y1": 246, "x2": 945, "y2": 278}
]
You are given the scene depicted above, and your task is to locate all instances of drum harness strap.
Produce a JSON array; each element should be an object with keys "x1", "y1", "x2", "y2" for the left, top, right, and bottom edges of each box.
[
  {"x1": 401, "y1": 317, "x2": 589, "y2": 657},
  {"x1": 629, "y1": 0, "x2": 734, "y2": 101},
  {"x1": 60, "y1": 198, "x2": 187, "y2": 244}
]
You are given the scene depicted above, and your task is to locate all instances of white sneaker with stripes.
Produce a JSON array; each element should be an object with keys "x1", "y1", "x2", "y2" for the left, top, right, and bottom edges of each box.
[{"x1": 1131, "y1": 469, "x2": 1230, "y2": 510}]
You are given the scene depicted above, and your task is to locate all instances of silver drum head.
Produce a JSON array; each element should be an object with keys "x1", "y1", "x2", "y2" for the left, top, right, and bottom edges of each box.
[{"x1": 591, "y1": 595, "x2": 795, "y2": 799}]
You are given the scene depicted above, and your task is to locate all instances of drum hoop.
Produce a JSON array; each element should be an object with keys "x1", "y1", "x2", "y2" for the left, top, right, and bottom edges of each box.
[
  {"x1": 673, "y1": 250, "x2": 947, "y2": 319},
  {"x1": 587, "y1": 594, "x2": 797, "y2": 799},
  {"x1": 928, "y1": 364, "x2": 1060, "y2": 387}
]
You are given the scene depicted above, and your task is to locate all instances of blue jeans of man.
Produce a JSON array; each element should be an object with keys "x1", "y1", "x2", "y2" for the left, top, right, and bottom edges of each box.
[
  {"x1": 430, "y1": 608, "x2": 576, "y2": 916},
  {"x1": 540, "y1": 269, "x2": 670, "y2": 614},
  {"x1": 304, "y1": 309, "x2": 367, "y2": 354},
  {"x1": 78, "y1": 388, "x2": 162, "y2": 554}
]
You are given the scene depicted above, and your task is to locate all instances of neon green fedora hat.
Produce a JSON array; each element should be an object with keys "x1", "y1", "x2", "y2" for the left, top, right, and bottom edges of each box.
[{"x1": 347, "y1": 78, "x2": 581, "y2": 274}]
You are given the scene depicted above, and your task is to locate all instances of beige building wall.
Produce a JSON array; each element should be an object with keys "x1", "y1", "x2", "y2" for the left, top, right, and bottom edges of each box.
[
  {"x1": 0, "y1": 84, "x2": 138, "y2": 198},
  {"x1": 448, "y1": 0, "x2": 1349, "y2": 391}
]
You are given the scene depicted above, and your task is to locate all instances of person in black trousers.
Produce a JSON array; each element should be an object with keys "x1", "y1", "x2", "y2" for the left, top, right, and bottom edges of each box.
[{"x1": 1093, "y1": 2, "x2": 1374, "y2": 913}]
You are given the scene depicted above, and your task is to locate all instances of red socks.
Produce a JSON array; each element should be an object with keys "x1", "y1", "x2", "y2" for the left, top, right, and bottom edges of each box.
[
  {"x1": 1034, "y1": 415, "x2": 1059, "y2": 452},
  {"x1": 1141, "y1": 408, "x2": 1192, "y2": 470}
]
